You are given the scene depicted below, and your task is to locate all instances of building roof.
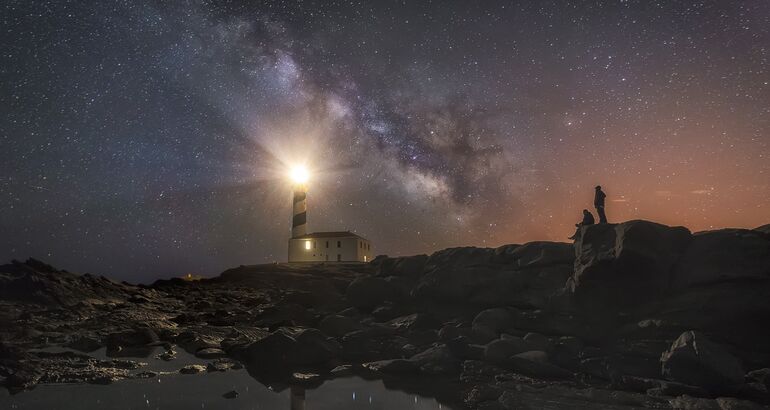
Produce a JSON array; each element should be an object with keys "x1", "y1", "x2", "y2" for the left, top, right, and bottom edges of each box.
[{"x1": 293, "y1": 231, "x2": 368, "y2": 240}]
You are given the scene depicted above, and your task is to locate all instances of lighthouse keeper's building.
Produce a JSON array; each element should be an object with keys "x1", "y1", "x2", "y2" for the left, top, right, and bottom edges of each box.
[{"x1": 288, "y1": 231, "x2": 373, "y2": 263}]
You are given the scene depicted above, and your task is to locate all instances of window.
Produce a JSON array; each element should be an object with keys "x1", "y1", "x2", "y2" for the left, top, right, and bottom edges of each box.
[
  {"x1": 325, "y1": 241, "x2": 329, "y2": 248},
  {"x1": 304, "y1": 241, "x2": 311, "y2": 250},
  {"x1": 337, "y1": 241, "x2": 341, "y2": 248},
  {"x1": 313, "y1": 241, "x2": 317, "y2": 249}
]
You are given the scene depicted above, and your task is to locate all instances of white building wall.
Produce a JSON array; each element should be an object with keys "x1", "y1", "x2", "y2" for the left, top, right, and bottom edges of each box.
[{"x1": 288, "y1": 236, "x2": 373, "y2": 262}]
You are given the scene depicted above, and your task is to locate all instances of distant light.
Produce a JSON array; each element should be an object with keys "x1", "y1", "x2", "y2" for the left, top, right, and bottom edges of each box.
[
  {"x1": 304, "y1": 241, "x2": 311, "y2": 250},
  {"x1": 290, "y1": 165, "x2": 310, "y2": 184}
]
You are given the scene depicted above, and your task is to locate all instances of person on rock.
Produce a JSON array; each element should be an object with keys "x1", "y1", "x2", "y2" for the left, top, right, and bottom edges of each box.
[
  {"x1": 568, "y1": 209, "x2": 595, "y2": 240},
  {"x1": 594, "y1": 185, "x2": 607, "y2": 224}
]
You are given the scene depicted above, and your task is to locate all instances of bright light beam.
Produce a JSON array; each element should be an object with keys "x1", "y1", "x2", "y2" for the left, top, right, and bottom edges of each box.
[{"x1": 290, "y1": 165, "x2": 310, "y2": 184}]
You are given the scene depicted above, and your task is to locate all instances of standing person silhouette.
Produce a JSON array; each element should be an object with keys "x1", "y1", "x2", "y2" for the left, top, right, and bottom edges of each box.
[{"x1": 594, "y1": 185, "x2": 607, "y2": 223}]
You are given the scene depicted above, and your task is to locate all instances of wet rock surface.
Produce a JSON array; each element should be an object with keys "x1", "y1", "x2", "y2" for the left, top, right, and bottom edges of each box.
[{"x1": 1, "y1": 219, "x2": 770, "y2": 409}]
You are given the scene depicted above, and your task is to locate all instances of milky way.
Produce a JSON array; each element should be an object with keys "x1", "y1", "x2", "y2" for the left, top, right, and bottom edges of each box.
[{"x1": 2, "y1": 1, "x2": 768, "y2": 282}]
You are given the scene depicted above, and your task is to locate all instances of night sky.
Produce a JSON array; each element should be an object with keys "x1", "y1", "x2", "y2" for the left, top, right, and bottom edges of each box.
[{"x1": 2, "y1": 1, "x2": 768, "y2": 283}]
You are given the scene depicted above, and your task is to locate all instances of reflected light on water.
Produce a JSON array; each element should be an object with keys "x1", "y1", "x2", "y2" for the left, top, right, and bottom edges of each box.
[{"x1": 1, "y1": 348, "x2": 451, "y2": 410}]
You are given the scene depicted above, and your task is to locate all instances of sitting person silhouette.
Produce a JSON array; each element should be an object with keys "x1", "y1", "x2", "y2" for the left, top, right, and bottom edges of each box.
[{"x1": 568, "y1": 209, "x2": 595, "y2": 240}]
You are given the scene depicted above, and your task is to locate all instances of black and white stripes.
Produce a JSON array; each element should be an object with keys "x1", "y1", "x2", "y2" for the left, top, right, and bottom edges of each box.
[{"x1": 291, "y1": 185, "x2": 307, "y2": 238}]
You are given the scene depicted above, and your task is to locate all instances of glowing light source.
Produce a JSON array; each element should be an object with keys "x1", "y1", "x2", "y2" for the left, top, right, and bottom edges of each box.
[
  {"x1": 304, "y1": 241, "x2": 311, "y2": 250},
  {"x1": 290, "y1": 165, "x2": 310, "y2": 184}
]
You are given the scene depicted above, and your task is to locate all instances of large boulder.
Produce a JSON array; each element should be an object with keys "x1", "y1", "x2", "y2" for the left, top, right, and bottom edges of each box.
[
  {"x1": 363, "y1": 345, "x2": 459, "y2": 376},
  {"x1": 176, "y1": 331, "x2": 221, "y2": 355},
  {"x1": 672, "y1": 229, "x2": 770, "y2": 290},
  {"x1": 569, "y1": 220, "x2": 692, "y2": 310},
  {"x1": 484, "y1": 337, "x2": 532, "y2": 364},
  {"x1": 411, "y1": 265, "x2": 499, "y2": 302},
  {"x1": 747, "y1": 368, "x2": 770, "y2": 390},
  {"x1": 387, "y1": 313, "x2": 441, "y2": 332},
  {"x1": 242, "y1": 331, "x2": 295, "y2": 365},
  {"x1": 425, "y1": 247, "x2": 494, "y2": 270},
  {"x1": 105, "y1": 328, "x2": 159, "y2": 357},
  {"x1": 408, "y1": 344, "x2": 459, "y2": 374},
  {"x1": 410, "y1": 242, "x2": 574, "y2": 308},
  {"x1": 340, "y1": 325, "x2": 402, "y2": 361},
  {"x1": 468, "y1": 265, "x2": 573, "y2": 308},
  {"x1": 413, "y1": 264, "x2": 571, "y2": 309},
  {"x1": 754, "y1": 224, "x2": 770, "y2": 235},
  {"x1": 363, "y1": 359, "x2": 418, "y2": 375},
  {"x1": 345, "y1": 277, "x2": 400, "y2": 310},
  {"x1": 243, "y1": 328, "x2": 340, "y2": 368},
  {"x1": 492, "y1": 242, "x2": 574, "y2": 268},
  {"x1": 523, "y1": 333, "x2": 552, "y2": 352},
  {"x1": 472, "y1": 308, "x2": 516, "y2": 342},
  {"x1": 661, "y1": 331, "x2": 745, "y2": 390},
  {"x1": 508, "y1": 350, "x2": 573, "y2": 379},
  {"x1": 651, "y1": 282, "x2": 770, "y2": 352},
  {"x1": 0, "y1": 259, "x2": 130, "y2": 307},
  {"x1": 290, "y1": 328, "x2": 342, "y2": 365},
  {"x1": 318, "y1": 315, "x2": 362, "y2": 338},
  {"x1": 375, "y1": 254, "x2": 428, "y2": 278}
]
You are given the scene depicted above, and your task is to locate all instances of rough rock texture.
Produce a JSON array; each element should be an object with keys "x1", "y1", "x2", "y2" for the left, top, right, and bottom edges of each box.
[
  {"x1": 569, "y1": 220, "x2": 692, "y2": 310},
  {"x1": 2, "y1": 219, "x2": 770, "y2": 409},
  {"x1": 661, "y1": 331, "x2": 746, "y2": 390},
  {"x1": 319, "y1": 314, "x2": 362, "y2": 337},
  {"x1": 472, "y1": 308, "x2": 517, "y2": 342},
  {"x1": 671, "y1": 229, "x2": 770, "y2": 289},
  {"x1": 412, "y1": 242, "x2": 574, "y2": 309},
  {"x1": 346, "y1": 276, "x2": 401, "y2": 309},
  {"x1": 374, "y1": 254, "x2": 428, "y2": 278}
]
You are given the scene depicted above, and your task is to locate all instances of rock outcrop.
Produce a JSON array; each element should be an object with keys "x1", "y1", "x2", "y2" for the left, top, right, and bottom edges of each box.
[
  {"x1": 671, "y1": 229, "x2": 770, "y2": 289},
  {"x1": 661, "y1": 331, "x2": 746, "y2": 390},
  {"x1": 569, "y1": 220, "x2": 692, "y2": 310},
  {"x1": 412, "y1": 242, "x2": 574, "y2": 309},
  {"x1": 2, "y1": 219, "x2": 770, "y2": 409}
]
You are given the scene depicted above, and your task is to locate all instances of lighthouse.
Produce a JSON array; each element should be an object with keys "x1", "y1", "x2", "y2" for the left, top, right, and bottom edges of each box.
[
  {"x1": 291, "y1": 184, "x2": 308, "y2": 238},
  {"x1": 286, "y1": 165, "x2": 373, "y2": 263}
]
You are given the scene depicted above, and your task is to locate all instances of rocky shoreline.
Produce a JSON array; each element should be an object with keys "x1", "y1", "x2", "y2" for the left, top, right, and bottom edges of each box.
[{"x1": 2, "y1": 220, "x2": 770, "y2": 409}]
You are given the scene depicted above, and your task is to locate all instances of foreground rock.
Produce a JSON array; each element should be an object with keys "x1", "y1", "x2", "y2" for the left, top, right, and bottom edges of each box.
[
  {"x1": 672, "y1": 229, "x2": 770, "y2": 289},
  {"x1": 1, "y1": 219, "x2": 769, "y2": 409},
  {"x1": 661, "y1": 331, "x2": 745, "y2": 391},
  {"x1": 570, "y1": 220, "x2": 692, "y2": 310}
]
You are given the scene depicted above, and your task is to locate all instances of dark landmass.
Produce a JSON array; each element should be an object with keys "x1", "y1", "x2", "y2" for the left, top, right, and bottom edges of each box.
[{"x1": 2, "y1": 220, "x2": 770, "y2": 409}]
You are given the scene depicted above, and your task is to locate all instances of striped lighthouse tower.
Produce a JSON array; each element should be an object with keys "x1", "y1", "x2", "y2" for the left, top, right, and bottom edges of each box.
[{"x1": 291, "y1": 183, "x2": 308, "y2": 238}]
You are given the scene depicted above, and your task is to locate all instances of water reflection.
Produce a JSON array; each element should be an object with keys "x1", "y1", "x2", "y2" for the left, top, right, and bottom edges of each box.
[
  {"x1": 0, "y1": 348, "x2": 451, "y2": 410},
  {"x1": 291, "y1": 386, "x2": 306, "y2": 410},
  {"x1": 1, "y1": 375, "x2": 449, "y2": 409}
]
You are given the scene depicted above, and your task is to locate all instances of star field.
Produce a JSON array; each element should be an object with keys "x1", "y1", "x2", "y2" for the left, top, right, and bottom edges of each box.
[{"x1": 1, "y1": 1, "x2": 768, "y2": 282}]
